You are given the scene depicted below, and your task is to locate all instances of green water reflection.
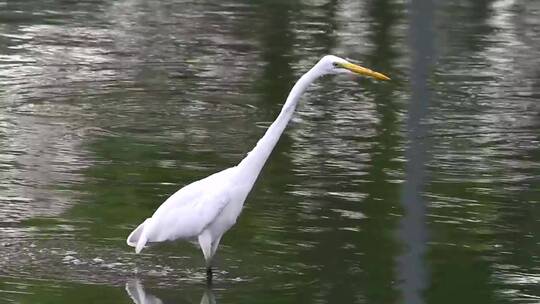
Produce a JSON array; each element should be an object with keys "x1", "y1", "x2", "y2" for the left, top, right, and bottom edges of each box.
[{"x1": 0, "y1": 0, "x2": 539, "y2": 303}]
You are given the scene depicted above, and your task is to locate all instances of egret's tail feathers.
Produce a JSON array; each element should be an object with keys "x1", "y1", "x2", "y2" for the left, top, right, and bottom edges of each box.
[
  {"x1": 135, "y1": 234, "x2": 148, "y2": 254},
  {"x1": 127, "y1": 218, "x2": 150, "y2": 248}
]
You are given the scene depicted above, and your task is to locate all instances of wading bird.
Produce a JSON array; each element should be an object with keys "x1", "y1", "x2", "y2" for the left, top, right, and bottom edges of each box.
[{"x1": 127, "y1": 55, "x2": 389, "y2": 281}]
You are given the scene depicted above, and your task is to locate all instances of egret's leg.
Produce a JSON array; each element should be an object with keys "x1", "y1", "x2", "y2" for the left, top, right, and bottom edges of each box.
[
  {"x1": 204, "y1": 235, "x2": 223, "y2": 285},
  {"x1": 206, "y1": 267, "x2": 213, "y2": 285},
  {"x1": 198, "y1": 231, "x2": 214, "y2": 283}
]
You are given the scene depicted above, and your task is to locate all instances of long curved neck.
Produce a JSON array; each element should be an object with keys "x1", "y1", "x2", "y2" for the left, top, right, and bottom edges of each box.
[{"x1": 236, "y1": 67, "x2": 320, "y2": 185}]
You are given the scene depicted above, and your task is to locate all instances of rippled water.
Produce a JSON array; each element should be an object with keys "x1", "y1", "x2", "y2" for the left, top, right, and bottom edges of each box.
[{"x1": 1, "y1": 0, "x2": 539, "y2": 303}]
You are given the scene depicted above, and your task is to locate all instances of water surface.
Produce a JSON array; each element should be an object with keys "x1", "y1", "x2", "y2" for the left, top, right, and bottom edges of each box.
[{"x1": 0, "y1": 0, "x2": 539, "y2": 303}]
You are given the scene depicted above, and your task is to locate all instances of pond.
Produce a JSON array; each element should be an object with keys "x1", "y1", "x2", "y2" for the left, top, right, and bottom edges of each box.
[{"x1": 0, "y1": 0, "x2": 539, "y2": 303}]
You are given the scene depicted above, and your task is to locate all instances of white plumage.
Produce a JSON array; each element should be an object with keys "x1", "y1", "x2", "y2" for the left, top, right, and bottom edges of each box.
[{"x1": 126, "y1": 55, "x2": 389, "y2": 275}]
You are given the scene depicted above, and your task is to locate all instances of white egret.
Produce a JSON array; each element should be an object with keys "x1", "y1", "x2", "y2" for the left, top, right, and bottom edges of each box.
[{"x1": 126, "y1": 55, "x2": 389, "y2": 280}]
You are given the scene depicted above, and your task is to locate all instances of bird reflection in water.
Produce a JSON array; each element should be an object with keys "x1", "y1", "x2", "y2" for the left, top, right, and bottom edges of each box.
[{"x1": 125, "y1": 279, "x2": 216, "y2": 304}]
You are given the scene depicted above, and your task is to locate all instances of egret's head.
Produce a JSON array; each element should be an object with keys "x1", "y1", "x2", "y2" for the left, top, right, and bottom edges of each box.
[{"x1": 315, "y1": 55, "x2": 390, "y2": 81}]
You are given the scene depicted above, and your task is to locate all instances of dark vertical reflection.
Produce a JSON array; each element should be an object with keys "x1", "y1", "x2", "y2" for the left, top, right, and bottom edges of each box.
[
  {"x1": 254, "y1": 1, "x2": 298, "y2": 110},
  {"x1": 247, "y1": 1, "x2": 299, "y2": 201},
  {"x1": 315, "y1": 0, "x2": 338, "y2": 54},
  {"x1": 397, "y1": 0, "x2": 433, "y2": 303}
]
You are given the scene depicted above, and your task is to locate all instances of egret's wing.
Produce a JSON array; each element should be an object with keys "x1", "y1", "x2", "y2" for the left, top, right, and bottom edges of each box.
[
  {"x1": 152, "y1": 167, "x2": 236, "y2": 213},
  {"x1": 146, "y1": 190, "x2": 232, "y2": 242},
  {"x1": 138, "y1": 167, "x2": 237, "y2": 243}
]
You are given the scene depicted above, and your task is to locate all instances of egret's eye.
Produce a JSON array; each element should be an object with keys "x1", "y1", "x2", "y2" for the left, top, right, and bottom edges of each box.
[{"x1": 332, "y1": 62, "x2": 339, "y2": 68}]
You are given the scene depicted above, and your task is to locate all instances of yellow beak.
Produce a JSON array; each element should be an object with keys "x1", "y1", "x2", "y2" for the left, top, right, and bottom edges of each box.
[{"x1": 338, "y1": 62, "x2": 390, "y2": 81}]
